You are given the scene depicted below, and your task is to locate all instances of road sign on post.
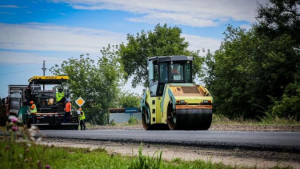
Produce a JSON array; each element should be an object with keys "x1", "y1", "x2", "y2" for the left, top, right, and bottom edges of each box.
[
  {"x1": 125, "y1": 107, "x2": 139, "y2": 113},
  {"x1": 75, "y1": 97, "x2": 85, "y2": 107}
]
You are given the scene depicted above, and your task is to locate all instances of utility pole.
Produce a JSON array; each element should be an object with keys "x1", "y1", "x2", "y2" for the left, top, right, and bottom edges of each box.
[
  {"x1": 42, "y1": 60, "x2": 47, "y2": 91},
  {"x1": 42, "y1": 60, "x2": 47, "y2": 76}
]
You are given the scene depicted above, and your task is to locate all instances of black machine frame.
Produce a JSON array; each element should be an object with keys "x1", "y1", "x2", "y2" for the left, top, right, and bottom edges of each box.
[{"x1": 148, "y1": 55, "x2": 194, "y2": 97}]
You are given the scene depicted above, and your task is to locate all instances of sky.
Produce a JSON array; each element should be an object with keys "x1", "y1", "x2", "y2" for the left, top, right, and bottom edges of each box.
[{"x1": 0, "y1": 0, "x2": 267, "y2": 98}]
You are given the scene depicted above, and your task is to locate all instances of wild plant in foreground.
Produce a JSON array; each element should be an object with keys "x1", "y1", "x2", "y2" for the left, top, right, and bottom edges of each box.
[
  {"x1": 129, "y1": 143, "x2": 163, "y2": 169},
  {"x1": 2, "y1": 117, "x2": 50, "y2": 169}
]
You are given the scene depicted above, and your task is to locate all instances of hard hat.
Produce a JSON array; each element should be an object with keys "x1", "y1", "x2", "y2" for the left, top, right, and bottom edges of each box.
[
  {"x1": 66, "y1": 98, "x2": 70, "y2": 102},
  {"x1": 30, "y1": 101, "x2": 34, "y2": 104}
]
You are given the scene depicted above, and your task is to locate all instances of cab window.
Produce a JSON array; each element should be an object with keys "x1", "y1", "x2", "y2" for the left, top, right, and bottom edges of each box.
[{"x1": 170, "y1": 63, "x2": 184, "y2": 81}]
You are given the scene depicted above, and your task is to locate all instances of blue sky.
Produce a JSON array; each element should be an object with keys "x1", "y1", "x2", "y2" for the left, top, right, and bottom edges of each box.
[{"x1": 0, "y1": 0, "x2": 267, "y2": 98}]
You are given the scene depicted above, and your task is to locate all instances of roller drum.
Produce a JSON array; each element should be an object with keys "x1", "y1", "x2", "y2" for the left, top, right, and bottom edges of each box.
[{"x1": 172, "y1": 109, "x2": 212, "y2": 130}]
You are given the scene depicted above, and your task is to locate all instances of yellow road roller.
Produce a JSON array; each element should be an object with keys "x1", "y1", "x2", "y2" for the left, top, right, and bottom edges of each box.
[{"x1": 140, "y1": 56, "x2": 213, "y2": 130}]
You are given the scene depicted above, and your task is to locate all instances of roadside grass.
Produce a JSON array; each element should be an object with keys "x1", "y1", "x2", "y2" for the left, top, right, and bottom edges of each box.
[
  {"x1": 0, "y1": 140, "x2": 241, "y2": 169},
  {"x1": 128, "y1": 117, "x2": 139, "y2": 125},
  {"x1": 85, "y1": 114, "x2": 300, "y2": 129},
  {"x1": 85, "y1": 118, "x2": 142, "y2": 129},
  {"x1": 212, "y1": 114, "x2": 300, "y2": 126}
]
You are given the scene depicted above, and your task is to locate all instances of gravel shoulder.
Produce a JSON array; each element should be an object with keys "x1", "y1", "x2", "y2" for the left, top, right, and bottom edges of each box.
[
  {"x1": 40, "y1": 138, "x2": 300, "y2": 169},
  {"x1": 87, "y1": 123, "x2": 300, "y2": 132}
]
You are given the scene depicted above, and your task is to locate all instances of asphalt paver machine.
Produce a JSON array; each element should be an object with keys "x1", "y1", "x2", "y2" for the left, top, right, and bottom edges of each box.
[{"x1": 16, "y1": 76, "x2": 79, "y2": 129}]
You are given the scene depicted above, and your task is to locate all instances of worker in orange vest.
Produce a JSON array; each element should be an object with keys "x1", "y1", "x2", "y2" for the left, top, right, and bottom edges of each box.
[
  {"x1": 63, "y1": 98, "x2": 71, "y2": 123},
  {"x1": 30, "y1": 101, "x2": 37, "y2": 124}
]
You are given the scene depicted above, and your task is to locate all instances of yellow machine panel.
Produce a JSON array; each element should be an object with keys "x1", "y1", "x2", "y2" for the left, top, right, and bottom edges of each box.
[{"x1": 29, "y1": 76, "x2": 69, "y2": 82}]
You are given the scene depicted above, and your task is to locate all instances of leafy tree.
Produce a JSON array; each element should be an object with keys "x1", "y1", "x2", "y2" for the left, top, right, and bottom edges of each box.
[
  {"x1": 118, "y1": 92, "x2": 140, "y2": 108},
  {"x1": 50, "y1": 45, "x2": 123, "y2": 124},
  {"x1": 96, "y1": 45, "x2": 124, "y2": 124},
  {"x1": 120, "y1": 23, "x2": 204, "y2": 88},
  {"x1": 205, "y1": 0, "x2": 300, "y2": 120},
  {"x1": 51, "y1": 54, "x2": 97, "y2": 120},
  {"x1": 255, "y1": 0, "x2": 300, "y2": 44},
  {"x1": 255, "y1": 0, "x2": 300, "y2": 119}
]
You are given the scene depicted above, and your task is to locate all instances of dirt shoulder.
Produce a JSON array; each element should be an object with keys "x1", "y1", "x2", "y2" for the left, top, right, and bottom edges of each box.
[
  {"x1": 87, "y1": 123, "x2": 300, "y2": 132},
  {"x1": 40, "y1": 138, "x2": 300, "y2": 169}
]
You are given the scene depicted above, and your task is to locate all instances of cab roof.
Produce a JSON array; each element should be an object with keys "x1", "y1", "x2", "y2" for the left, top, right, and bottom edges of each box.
[
  {"x1": 148, "y1": 55, "x2": 194, "y2": 62},
  {"x1": 28, "y1": 76, "x2": 69, "y2": 84}
]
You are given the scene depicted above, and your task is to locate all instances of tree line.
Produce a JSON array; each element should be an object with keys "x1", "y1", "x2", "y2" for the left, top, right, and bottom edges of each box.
[
  {"x1": 51, "y1": 0, "x2": 300, "y2": 124},
  {"x1": 205, "y1": 0, "x2": 300, "y2": 120}
]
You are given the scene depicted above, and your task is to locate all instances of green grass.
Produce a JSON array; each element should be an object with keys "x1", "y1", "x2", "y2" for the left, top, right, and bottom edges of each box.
[
  {"x1": 212, "y1": 114, "x2": 300, "y2": 126},
  {"x1": 128, "y1": 117, "x2": 139, "y2": 125},
  {"x1": 0, "y1": 140, "x2": 244, "y2": 169}
]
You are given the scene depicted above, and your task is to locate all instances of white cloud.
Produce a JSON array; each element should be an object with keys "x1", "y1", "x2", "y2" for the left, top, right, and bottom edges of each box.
[
  {"x1": 183, "y1": 34, "x2": 221, "y2": 52},
  {"x1": 240, "y1": 24, "x2": 252, "y2": 30},
  {"x1": 0, "y1": 22, "x2": 221, "y2": 53},
  {"x1": 0, "y1": 51, "x2": 61, "y2": 64},
  {"x1": 0, "y1": 23, "x2": 126, "y2": 53},
  {"x1": 53, "y1": 0, "x2": 268, "y2": 27}
]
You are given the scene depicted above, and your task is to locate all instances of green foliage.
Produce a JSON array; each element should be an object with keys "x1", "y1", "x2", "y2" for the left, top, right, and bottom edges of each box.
[
  {"x1": 271, "y1": 80, "x2": 300, "y2": 120},
  {"x1": 120, "y1": 23, "x2": 204, "y2": 87},
  {"x1": 1, "y1": 140, "x2": 237, "y2": 169},
  {"x1": 110, "y1": 119, "x2": 116, "y2": 126},
  {"x1": 118, "y1": 91, "x2": 140, "y2": 108},
  {"x1": 2, "y1": 120, "x2": 50, "y2": 169},
  {"x1": 50, "y1": 45, "x2": 124, "y2": 125},
  {"x1": 205, "y1": 0, "x2": 300, "y2": 120},
  {"x1": 255, "y1": 0, "x2": 300, "y2": 44},
  {"x1": 128, "y1": 117, "x2": 138, "y2": 125},
  {"x1": 212, "y1": 113, "x2": 300, "y2": 126},
  {"x1": 129, "y1": 145, "x2": 162, "y2": 169}
]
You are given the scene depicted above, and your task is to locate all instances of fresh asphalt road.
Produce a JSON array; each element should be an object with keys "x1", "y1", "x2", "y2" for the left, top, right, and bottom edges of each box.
[{"x1": 40, "y1": 130, "x2": 300, "y2": 152}]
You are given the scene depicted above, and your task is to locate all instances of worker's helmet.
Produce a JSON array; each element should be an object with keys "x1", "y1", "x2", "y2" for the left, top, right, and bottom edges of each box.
[
  {"x1": 58, "y1": 87, "x2": 63, "y2": 92},
  {"x1": 66, "y1": 98, "x2": 70, "y2": 102},
  {"x1": 30, "y1": 101, "x2": 34, "y2": 104}
]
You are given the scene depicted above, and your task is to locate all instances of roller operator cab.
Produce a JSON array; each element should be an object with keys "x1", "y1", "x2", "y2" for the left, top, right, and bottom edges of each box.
[{"x1": 140, "y1": 56, "x2": 213, "y2": 130}]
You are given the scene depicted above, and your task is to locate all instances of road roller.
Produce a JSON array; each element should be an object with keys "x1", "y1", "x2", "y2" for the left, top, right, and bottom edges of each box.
[{"x1": 140, "y1": 55, "x2": 213, "y2": 130}]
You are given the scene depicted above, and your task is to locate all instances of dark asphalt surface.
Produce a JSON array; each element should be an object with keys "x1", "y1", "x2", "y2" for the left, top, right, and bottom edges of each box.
[{"x1": 39, "y1": 130, "x2": 300, "y2": 152}]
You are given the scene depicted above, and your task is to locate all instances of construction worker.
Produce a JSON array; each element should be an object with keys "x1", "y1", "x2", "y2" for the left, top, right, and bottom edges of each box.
[
  {"x1": 56, "y1": 87, "x2": 65, "y2": 103},
  {"x1": 30, "y1": 101, "x2": 37, "y2": 124},
  {"x1": 78, "y1": 107, "x2": 86, "y2": 130},
  {"x1": 63, "y1": 98, "x2": 71, "y2": 123}
]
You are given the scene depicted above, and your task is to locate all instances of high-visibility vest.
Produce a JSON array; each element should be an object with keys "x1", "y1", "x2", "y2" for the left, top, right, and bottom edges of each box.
[
  {"x1": 79, "y1": 111, "x2": 86, "y2": 120},
  {"x1": 65, "y1": 102, "x2": 71, "y2": 112},
  {"x1": 30, "y1": 104, "x2": 37, "y2": 114},
  {"x1": 56, "y1": 91, "x2": 64, "y2": 102}
]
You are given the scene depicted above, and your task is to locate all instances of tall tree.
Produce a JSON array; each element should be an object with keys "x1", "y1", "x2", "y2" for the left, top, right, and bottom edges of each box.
[
  {"x1": 255, "y1": 0, "x2": 300, "y2": 119},
  {"x1": 50, "y1": 45, "x2": 123, "y2": 124},
  {"x1": 255, "y1": 0, "x2": 300, "y2": 44},
  {"x1": 205, "y1": 0, "x2": 300, "y2": 119},
  {"x1": 205, "y1": 26, "x2": 297, "y2": 118},
  {"x1": 120, "y1": 23, "x2": 204, "y2": 88}
]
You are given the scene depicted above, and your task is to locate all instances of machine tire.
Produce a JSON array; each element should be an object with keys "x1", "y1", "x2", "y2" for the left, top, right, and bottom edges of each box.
[
  {"x1": 142, "y1": 104, "x2": 152, "y2": 130},
  {"x1": 167, "y1": 103, "x2": 176, "y2": 130}
]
